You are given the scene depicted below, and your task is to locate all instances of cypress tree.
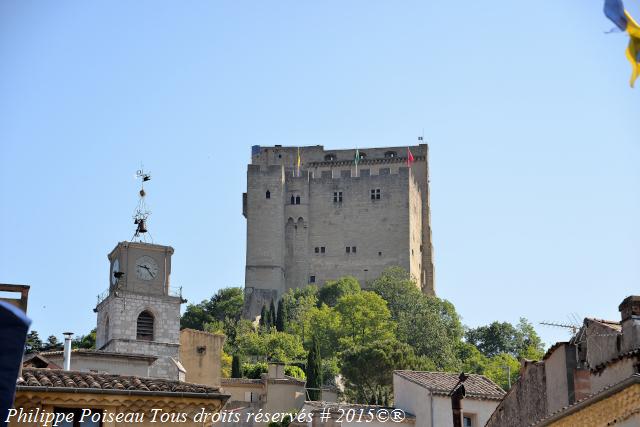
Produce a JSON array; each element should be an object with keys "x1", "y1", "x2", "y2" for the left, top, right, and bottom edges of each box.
[
  {"x1": 232, "y1": 354, "x2": 242, "y2": 378},
  {"x1": 269, "y1": 299, "x2": 277, "y2": 328},
  {"x1": 260, "y1": 305, "x2": 267, "y2": 327},
  {"x1": 276, "y1": 298, "x2": 286, "y2": 332},
  {"x1": 306, "y1": 336, "x2": 322, "y2": 401}
]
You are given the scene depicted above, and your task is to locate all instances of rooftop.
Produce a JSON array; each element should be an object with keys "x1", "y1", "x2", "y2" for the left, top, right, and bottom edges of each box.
[
  {"x1": 584, "y1": 318, "x2": 621, "y2": 332},
  {"x1": 18, "y1": 368, "x2": 226, "y2": 399},
  {"x1": 394, "y1": 371, "x2": 505, "y2": 400},
  {"x1": 38, "y1": 349, "x2": 158, "y2": 362}
]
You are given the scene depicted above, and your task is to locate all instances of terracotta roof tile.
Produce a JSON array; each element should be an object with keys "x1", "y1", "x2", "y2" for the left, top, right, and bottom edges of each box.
[
  {"x1": 394, "y1": 371, "x2": 505, "y2": 400},
  {"x1": 18, "y1": 368, "x2": 223, "y2": 397}
]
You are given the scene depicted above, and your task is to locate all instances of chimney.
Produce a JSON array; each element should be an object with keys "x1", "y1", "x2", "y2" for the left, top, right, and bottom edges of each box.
[
  {"x1": 63, "y1": 332, "x2": 73, "y2": 371},
  {"x1": 619, "y1": 296, "x2": 640, "y2": 353},
  {"x1": 268, "y1": 362, "x2": 285, "y2": 379}
]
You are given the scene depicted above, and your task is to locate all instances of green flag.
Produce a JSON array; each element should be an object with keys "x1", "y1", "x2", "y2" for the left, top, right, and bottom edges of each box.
[{"x1": 354, "y1": 149, "x2": 361, "y2": 165}]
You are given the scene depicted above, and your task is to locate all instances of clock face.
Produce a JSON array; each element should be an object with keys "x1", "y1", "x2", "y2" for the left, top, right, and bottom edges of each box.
[
  {"x1": 111, "y1": 259, "x2": 120, "y2": 285},
  {"x1": 135, "y1": 256, "x2": 159, "y2": 281}
]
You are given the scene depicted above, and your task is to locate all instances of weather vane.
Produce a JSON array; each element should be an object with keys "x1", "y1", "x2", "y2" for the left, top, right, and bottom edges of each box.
[{"x1": 132, "y1": 166, "x2": 153, "y2": 243}]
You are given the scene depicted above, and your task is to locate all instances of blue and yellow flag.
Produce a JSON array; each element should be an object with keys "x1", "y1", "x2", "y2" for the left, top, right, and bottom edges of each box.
[{"x1": 604, "y1": 0, "x2": 640, "y2": 87}]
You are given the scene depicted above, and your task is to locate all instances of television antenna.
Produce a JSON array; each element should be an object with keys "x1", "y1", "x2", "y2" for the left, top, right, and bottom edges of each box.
[{"x1": 539, "y1": 321, "x2": 581, "y2": 336}]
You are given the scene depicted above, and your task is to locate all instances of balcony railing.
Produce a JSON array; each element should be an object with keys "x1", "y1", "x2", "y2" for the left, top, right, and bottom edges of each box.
[{"x1": 95, "y1": 285, "x2": 185, "y2": 306}]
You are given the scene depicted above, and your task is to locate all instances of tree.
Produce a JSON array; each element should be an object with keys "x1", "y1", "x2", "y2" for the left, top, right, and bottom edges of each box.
[
  {"x1": 260, "y1": 305, "x2": 267, "y2": 327},
  {"x1": 243, "y1": 362, "x2": 268, "y2": 379},
  {"x1": 236, "y1": 329, "x2": 305, "y2": 363},
  {"x1": 340, "y1": 338, "x2": 422, "y2": 404},
  {"x1": 317, "y1": 276, "x2": 360, "y2": 307},
  {"x1": 221, "y1": 351, "x2": 232, "y2": 378},
  {"x1": 232, "y1": 354, "x2": 242, "y2": 378},
  {"x1": 457, "y1": 342, "x2": 489, "y2": 375},
  {"x1": 276, "y1": 298, "x2": 286, "y2": 332},
  {"x1": 44, "y1": 335, "x2": 60, "y2": 351},
  {"x1": 270, "y1": 299, "x2": 277, "y2": 328},
  {"x1": 208, "y1": 287, "x2": 244, "y2": 321},
  {"x1": 483, "y1": 353, "x2": 520, "y2": 390},
  {"x1": 306, "y1": 337, "x2": 322, "y2": 400},
  {"x1": 306, "y1": 304, "x2": 341, "y2": 357},
  {"x1": 72, "y1": 329, "x2": 96, "y2": 349},
  {"x1": 281, "y1": 285, "x2": 318, "y2": 340},
  {"x1": 181, "y1": 287, "x2": 244, "y2": 330},
  {"x1": 25, "y1": 330, "x2": 43, "y2": 353},
  {"x1": 371, "y1": 267, "x2": 463, "y2": 370},
  {"x1": 334, "y1": 291, "x2": 395, "y2": 349},
  {"x1": 465, "y1": 318, "x2": 544, "y2": 360},
  {"x1": 285, "y1": 365, "x2": 306, "y2": 380},
  {"x1": 400, "y1": 297, "x2": 463, "y2": 370}
]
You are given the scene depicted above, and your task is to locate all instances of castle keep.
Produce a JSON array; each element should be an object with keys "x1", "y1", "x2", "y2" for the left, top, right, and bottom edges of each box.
[{"x1": 243, "y1": 144, "x2": 435, "y2": 318}]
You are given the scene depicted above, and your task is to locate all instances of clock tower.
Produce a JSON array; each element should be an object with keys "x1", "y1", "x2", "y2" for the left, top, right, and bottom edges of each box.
[
  {"x1": 95, "y1": 241, "x2": 184, "y2": 380},
  {"x1": 94, "y1": 169, "x2": 185, "y2": 380}
]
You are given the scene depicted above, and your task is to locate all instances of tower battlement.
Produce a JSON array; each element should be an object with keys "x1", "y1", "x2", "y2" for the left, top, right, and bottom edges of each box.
[{"x1": 243, "y1": 143, "x2": 435, "y2": 319}]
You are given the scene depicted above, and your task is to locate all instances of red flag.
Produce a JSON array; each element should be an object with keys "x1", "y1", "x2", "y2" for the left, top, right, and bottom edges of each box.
[{"x1": 407, "y1": 148, "x2": 414, "y2": 167}]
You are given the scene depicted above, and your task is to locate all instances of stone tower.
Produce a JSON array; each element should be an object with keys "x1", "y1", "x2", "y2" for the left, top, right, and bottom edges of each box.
[
  {"x1": 95, "y1": 241, "x2": 184, "y2": 380},
  {"x1": 242, "y1": 144, "x2": 435, "y2": 318}
]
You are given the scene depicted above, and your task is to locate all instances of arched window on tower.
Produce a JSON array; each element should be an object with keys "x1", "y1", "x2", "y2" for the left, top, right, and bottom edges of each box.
[
  {"x1": 325, "y1": 154, "x2": 336, "y2": 161},
  {"x1": 266, "y1": 190, "x2": 271, "y2": 199},
  {"x1": 137, "y1": 311, "x2": 154, "y2": 341},
  {"x1": 295, "y1": 195, "x2": 301, "y2": 205},
  {"x1": 291, "y1": 195, "x2": 295, "y2": 205},
  {"x1": 384, "y1": 151, "x2": 397, "y2": 158}
]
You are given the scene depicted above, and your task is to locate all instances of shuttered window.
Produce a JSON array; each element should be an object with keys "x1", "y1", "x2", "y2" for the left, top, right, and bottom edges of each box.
[{"x1": 137, "y1": 311, "x2": 154, "y2": 341}]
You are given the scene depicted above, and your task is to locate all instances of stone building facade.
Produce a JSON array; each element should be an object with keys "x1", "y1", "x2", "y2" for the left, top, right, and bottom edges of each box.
[
  {"x1": 95, "y1": 241, "x2": 184, "y2": 380},
  {"x1": 243, "y1": 144, "x2": 435, "y2": 318}
]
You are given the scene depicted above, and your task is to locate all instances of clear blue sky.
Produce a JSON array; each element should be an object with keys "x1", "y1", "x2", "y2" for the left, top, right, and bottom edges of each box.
[{"x1": 1, "y1": 1, "x2": 638, "y2": 348}]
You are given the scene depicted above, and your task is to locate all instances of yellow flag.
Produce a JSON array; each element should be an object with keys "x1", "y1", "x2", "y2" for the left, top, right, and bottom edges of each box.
[
  {"x1": 296, "y1": 148, "x2": 301, "y2": 177},
  {"x1": 625, "y1": 10, "x2": 640, "y2": 87}
]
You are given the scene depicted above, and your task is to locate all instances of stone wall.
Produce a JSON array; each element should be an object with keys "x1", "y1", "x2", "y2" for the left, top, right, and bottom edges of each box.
[
  {"x1": 96, "y1": 291, "x2": 181, "y2": 348},
  {"x1": 485, "y1": 361, "x2": 547, "y2": 427},
  {"x1": 180, "y1": 329, "x2": 225, "y2": 387}
]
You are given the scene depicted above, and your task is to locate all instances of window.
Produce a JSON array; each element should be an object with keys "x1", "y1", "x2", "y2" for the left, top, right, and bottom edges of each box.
[
  {"x1": 295, "y1": 195, "x2": 301, "y2": 205},
  {"x1": 346, "y1": 247, "x2": 351, "y2": 253},
  {"x1": 384, "y1": 151, "x2": 397, "y2": 158},
  {"x1": 309, "y1": 275, "x2": 316, "y2": 283},
  {"x1": 463, "y1": 416, "x2": 473, "y2": 427},
  {"x1": 352, "y1": 246, "x2": 357, "y2": 253},
  {"x1": 315, "y1": 247, "x2": 319, "y2": 253},
  {"x1": 324, "y1": 154, "x2": 336, "y2": 161},
  {"x1": 265, "y1": 190, "x2": 271, "y2": 199},
  {"x1": 333, "y1": 191, "x2": 343, "y2": 203},
  {"x1": 137, "y1": 311, "x2": 154, "y2": 341},
  {"x1": 291, "y1": 195, "x2": 295, "y2": 204},
  {"x1": 378, "y1": 251, "x2": 382, "y2": 256},
  {"x1": 321, "y1": 246, "x2": 325, "y2": 253},
  {"x1": 371, "y1": 189, "x2": 381, "y2": 200}
]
